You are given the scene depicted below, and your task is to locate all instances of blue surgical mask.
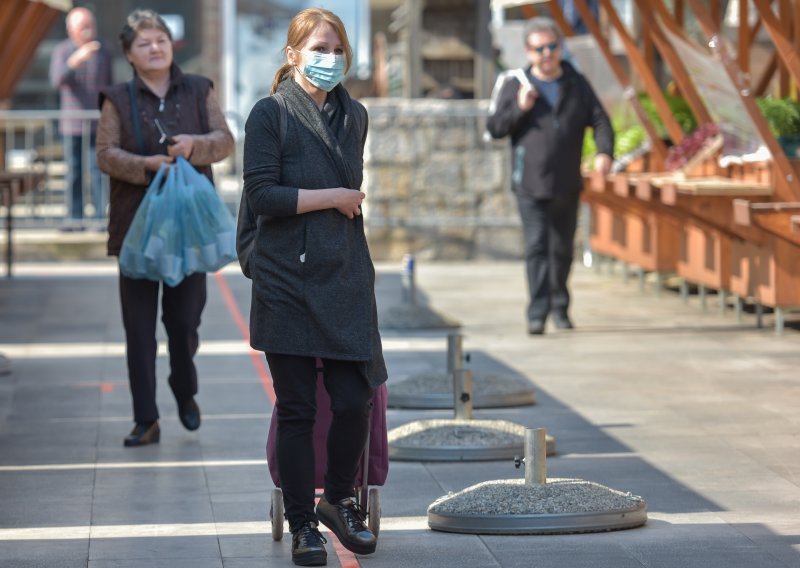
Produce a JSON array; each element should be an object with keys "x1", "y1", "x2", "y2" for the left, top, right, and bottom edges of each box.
[{"x1": 299, "y1": 51, "x2": 346, "y2": 92}]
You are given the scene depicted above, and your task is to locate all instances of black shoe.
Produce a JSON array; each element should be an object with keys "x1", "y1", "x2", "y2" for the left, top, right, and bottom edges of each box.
[
  {"x1": 123, "y1": 421, "x2": 160, "y2": 447},
  {"x1": 177, "y1": 398, "x2": 201, "y2": 431},
  {"x1": 552, "y1": 313, "x2": 574, "y2": 330},
  {"x1": 316, "y1": 495, "x2": 376, "y2": 555},
  {"x1": 527, "y1": 318, "x2": 545, "y2": 335},
  {"x1": 291, "y1": 521, "x2": 327, "y2": 566}
]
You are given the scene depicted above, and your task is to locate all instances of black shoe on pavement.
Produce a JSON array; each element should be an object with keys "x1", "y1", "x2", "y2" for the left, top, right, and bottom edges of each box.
[
  {"x1": 177, "y1": 398, "x2": 201, "y2": 431},
  {"x1": 316, "y1": 495, "x2": 376, "y2": 555},
  {"x1": 291, "y1": 521, "x2": 327, "y2": 566},
  {"x1": 552, "y1": 313, "x2": 574, "y2": 330},
  {"x1": 527, "y1": 318, "x2": 545, "y2": 335},
  {"x1": 123, "y1": 421, "x2": 160, "y2": 447}
]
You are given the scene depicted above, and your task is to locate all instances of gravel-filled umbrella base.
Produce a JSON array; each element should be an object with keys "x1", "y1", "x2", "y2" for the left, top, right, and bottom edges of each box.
[
  {"x1": 380, "y1": 304, "x2": 461, "y2": 330},
  {"x1": 0, "y1": 354, "x2": 11, "y2": 375},
  {"x1": 388, "y1": 419, "x2": 556, "y2": 461},
  {"x1": 388, "y1": 372, "x2": 536, "y2": 409},
  {"x1": 428, "y1": 478, "x2": 647, "y2": 534}
]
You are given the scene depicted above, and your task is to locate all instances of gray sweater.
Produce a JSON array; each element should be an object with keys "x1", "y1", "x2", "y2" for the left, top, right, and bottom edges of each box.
[{"x1": 241, "y1": 78, "x2": 387, "y2": 387}]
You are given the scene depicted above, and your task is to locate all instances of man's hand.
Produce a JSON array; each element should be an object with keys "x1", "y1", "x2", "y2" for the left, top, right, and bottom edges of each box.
[
  {"x1": 517, "y1": 83, "x2": 538, "y2": 112},
  {"x1": 67, "y1": 41, "x2": 101, "y2": 70},
  {"x1": 594, "y1": 153, "x2": 612, "y2": 176},
  {"x1": 167, "y1": 135, "x2": 195, "y2": 160}
]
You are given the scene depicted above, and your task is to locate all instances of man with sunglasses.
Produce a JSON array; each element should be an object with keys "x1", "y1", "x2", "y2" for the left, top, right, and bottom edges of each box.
[{"x1": 487, "y1": 17, "x2": 613, "y2": 335}]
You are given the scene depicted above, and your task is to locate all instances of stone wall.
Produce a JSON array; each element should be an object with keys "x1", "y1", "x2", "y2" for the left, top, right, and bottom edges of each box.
[{"x1": 361, "y1": 98, "x2": 522, "y2": 261}]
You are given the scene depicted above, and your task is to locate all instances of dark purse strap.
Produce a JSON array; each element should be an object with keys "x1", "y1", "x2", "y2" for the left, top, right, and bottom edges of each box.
[{"x1": 127, "y1": 80, "x2": 145, "y2": 155}]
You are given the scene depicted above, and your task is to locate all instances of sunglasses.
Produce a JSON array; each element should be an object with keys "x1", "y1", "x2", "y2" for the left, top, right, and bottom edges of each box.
[{"x1": 528, "y1": 42, "x2": 559, "y2": 54}]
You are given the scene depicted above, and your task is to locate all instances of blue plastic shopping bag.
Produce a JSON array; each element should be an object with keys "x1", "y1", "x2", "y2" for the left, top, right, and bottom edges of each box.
[
  {"x1": 175, "y1": 157, "x2": 236, "y2": 274},
  {"x1": 119, "y1": 164, "x2": 185, "y2": 286}
]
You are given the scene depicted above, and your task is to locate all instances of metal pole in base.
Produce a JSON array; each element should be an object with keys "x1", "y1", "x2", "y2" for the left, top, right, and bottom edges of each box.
[
  {"x1": 680, "y1": 280, "x2": 689, "y2": 303},
  {"x1": 446, "y1": 333, "x2": 464, "y2": 375},
  {"x1": 775, "y1": 308, "x2": 785, "y2": 336},
  {"x1": 734, "y1": 294, "x2": 742, "y2": 322},
  {"x1": 453, "y1": 369, "x2": 473, "y2": 420},
  {"x1": 699, "y1": 285, "x2": 707, "y2": 310},
  {"x1": 756, "y1": 303, "x2": 764, "y2": 329},
  {"x1": 524, "y1": 428, "x2": 547, "y2": 485},
  {"x1": 401, "y1": 253, "x2": 416, "y2": 305}
]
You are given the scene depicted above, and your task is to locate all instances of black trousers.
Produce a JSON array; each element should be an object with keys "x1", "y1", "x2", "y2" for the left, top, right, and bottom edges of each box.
[
  {"x1": 516, "y1": 191, "x2": 580, "y2": 323},
  {"x1": 119, "y1": 270, "x2": 207, "y2": 423},
  {"x1": 266, "y1": 353, "x2": 374, "y2": 533}
]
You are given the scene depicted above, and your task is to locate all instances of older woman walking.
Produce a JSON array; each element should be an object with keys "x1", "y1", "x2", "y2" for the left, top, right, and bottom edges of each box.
[{"x1": 96, "y1": 9, "x2": 234, "y2": 447}]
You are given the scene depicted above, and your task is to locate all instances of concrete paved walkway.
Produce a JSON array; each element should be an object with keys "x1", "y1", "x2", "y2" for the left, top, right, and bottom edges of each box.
[{"x1": 0, "y1": 260, "x2": 798, "y2": 567}]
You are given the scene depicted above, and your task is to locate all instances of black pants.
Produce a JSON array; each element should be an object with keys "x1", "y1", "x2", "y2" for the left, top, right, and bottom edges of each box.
[
  {"x1": 266, "y1": 353, "x2": 374, "y2": 533},
  {"x1": 516, "y1": 191, "x2": 580, "y2": 322},
  {"x1": 119, "y1": 270, "x2": 207, "y2": 423}
]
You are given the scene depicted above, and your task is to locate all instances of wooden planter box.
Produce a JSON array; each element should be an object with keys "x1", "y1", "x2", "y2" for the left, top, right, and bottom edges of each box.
[
  {"x1": 730, "y1": 237, "x2": 800, "y2": 308},
  {"x1": 676, "y1": 222, "x2": 731, "y2": 291},
  {"x1": 589, "y1": 204, "x2": 678, "y2": 273}
]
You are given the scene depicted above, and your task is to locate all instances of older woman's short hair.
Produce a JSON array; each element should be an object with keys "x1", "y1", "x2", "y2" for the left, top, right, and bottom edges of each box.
[
  {"x1": 524, "y1": 17, "x2": 564, "y2": 45},
  {"x1": 120, "y1": 9, "x2": 172, "y2": 53}
]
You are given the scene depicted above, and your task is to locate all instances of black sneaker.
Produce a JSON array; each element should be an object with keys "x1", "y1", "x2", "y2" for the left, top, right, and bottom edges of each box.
[
  {"x1": 291, "y1": 521, "x2": 327, "y2": 566},
  {"x1": 316, "y1": 495, "x2": 376, "y2": 555}
]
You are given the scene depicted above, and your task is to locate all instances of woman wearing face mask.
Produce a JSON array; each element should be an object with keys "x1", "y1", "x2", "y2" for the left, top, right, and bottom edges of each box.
[{"x1": 240, "y1": 8, "x2": 386, "y2": 567}]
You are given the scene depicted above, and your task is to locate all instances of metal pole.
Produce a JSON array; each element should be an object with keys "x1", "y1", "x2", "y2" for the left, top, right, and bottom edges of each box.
[
  {"x1": 453, "y1": 369, "x2": 473, "y2": 420},
  {"x1": 525, "y1": 428, "x2": 547, "y2": 485},
  {"x1": 401, "y1": 253, "x2": 416, "y2": 304},
  {"x1": 446, "y1": 333, "x2": 463, "y2": 374}
]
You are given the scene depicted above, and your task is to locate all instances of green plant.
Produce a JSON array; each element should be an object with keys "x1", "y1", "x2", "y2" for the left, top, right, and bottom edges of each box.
[
  {"x1": 755, "y1": 97, "x2": 800, "y2": 138},
  {"x1": 637, "y1": 92, "x2": 697, "y2": 137}
]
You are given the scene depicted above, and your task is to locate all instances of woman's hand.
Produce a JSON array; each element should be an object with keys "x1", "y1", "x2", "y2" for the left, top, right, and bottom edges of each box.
[
  {"x1": 329, "y1": 187, "x2": 365, "y2": 219},
  {"x1": 296, "y1": 187, "x2": 366, "y2": 217},
  {"x1": 167, "y1": 134, "x2": 195, "y2": 159},
  {"x1": 143, "y1": 154, "x2": 174, "y2": 171}
]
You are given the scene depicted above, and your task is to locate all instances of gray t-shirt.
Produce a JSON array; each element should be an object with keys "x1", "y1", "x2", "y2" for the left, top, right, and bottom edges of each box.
[{"x1": 530, "y1": 73, "x2": 560, "y2": 109}]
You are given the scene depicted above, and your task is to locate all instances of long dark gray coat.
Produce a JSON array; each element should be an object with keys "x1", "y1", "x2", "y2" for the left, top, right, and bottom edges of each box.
[{"x1": 241, "y1": 78, "x2": 387, "y2": 387}]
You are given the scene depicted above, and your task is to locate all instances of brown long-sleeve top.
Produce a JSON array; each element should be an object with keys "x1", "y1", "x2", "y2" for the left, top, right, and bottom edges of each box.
[{"x1": 96, "y1": 87, "x2": 233, "y2": 184}]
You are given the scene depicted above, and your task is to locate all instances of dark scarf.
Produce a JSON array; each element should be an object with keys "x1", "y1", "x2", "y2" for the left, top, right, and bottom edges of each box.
[{"x1": 276, "y1": 77, "x2": 360, "y2": 189}]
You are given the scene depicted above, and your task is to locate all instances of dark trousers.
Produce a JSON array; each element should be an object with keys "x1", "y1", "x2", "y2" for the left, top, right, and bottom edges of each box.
[
  {"x1": 266, "y1": 353, "x2": 374, "y2": 533},
  {"x1": 516, "y1": 191, "x2": 580, "y2": 322},
  {"x1": 119, "y1": 270, "x2": 207, "y2": 423},
  {"x1": 64, "y1": 133, "x2": 103, "y2": 221}
]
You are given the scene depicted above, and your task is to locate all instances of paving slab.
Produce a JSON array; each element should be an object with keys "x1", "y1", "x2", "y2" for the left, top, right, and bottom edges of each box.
[{"x1": 0, "y1": 260, "x2": 798, "y2": 567}]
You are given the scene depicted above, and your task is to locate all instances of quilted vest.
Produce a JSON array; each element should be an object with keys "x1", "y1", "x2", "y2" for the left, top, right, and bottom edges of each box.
[{"x1": 99, "y1": 65, "x2": 211, "y2": 255}]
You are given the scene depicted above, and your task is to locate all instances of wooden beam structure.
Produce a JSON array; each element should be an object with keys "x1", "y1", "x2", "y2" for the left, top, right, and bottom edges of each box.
[
  {"x1": 633, "y1": 0, "x2": 713, "y2": 126},
  {"x1": 0, "y1": 0, "x2": 62, "y2": 104},
  {"x1": 755, "y1": 52, "x2": 778, "y2": 96},
  {"x1": 598, "y1": 0, "x2": 685, "y2": 144},
  {"x1": 752, "y1": 0, "x2": 800, "y2": 89},
  {"x1": 1, "y1": 6, "x2": 66, "y2": 95},
  {"x1": 685, "y1": 0, "x2": 800, "y2": 201},
  {"x1": 569, "y1": 0, "x2": 669, "y2": 161},
  {"x1": 545, "y1": 0, "x2": 575, "y2": 36},
  {"x1": 739, "y1": 0, "x2": 751, "y2": 76}
]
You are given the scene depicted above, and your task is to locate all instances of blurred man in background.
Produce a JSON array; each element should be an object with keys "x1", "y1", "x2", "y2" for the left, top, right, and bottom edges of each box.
[{"x1": 50, "y1": 7, "x2": 113, "y2": 230}]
